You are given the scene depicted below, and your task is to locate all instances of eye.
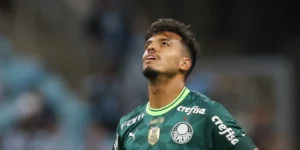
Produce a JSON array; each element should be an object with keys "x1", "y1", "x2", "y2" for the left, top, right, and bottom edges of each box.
[
  {"x1": 144, "y1": 44, "x2": 150, "y2": 51},
  {"x1": 161, "y1": 42, "x2": 169, "y2": 47}
]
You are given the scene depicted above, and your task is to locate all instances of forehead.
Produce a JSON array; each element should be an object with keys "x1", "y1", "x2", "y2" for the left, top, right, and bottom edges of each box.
[{"x1": 147, "y1": 31, "x2": 182, "y2": 42}]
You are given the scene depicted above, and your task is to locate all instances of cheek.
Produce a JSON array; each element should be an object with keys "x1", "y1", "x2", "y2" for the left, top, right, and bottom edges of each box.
[
  {"x1": 142, "y1": 51, "x2": 147, "y2": 60},
  {"x1": 163, "y1": 55, "x2": 181, "y2": 68}
]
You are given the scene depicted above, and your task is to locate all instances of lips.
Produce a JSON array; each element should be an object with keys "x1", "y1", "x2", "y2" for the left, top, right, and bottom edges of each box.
[
  {"x1": 146, "y1": 55, "x2": 155, "y2": 60},
  {"x1": 144, "y1": 54, "x2": 157, "y2": 61}
]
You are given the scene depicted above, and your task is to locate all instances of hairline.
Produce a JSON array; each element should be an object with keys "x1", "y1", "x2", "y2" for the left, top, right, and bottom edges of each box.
[{"x1": 147, "y1": 31, "x2": 191, "y2": 56}]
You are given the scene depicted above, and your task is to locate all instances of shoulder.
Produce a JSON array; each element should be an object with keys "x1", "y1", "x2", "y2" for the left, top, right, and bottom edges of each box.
[
  {"x1": 187, "y1": 90, "x2": 229, "y2": 115},
  {"x1": 118, "y1": 102, "x2": 147, "y2": 128},
  {"x1": 188, "y1": 91, "x2": 238, "y2": 125},
  {"x1": 187, "y1": 90, "x2": 220, "y2": 109}
]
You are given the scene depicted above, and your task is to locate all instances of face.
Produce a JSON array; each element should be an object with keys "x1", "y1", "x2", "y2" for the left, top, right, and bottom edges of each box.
[{"x1": 142, "y1": 32, "x2": 191, "y2": 79}]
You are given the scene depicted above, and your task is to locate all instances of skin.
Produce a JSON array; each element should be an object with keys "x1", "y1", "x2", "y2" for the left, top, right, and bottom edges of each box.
[
  {"x1": 143, "y1": 31, "x2": 191, "y2": 109},
  {"x1": 142, "y1": 31, "x2": 259, "y2": 150}
]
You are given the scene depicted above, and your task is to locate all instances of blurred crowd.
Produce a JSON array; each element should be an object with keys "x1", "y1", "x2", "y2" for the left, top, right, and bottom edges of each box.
[
  {"x1": 0, "y1": 0, "x2": 297, "y2": 150},
  {"x1": 0, "y1": 1, "x2": 150, "y2": 149},
  {"x1": 0, "y1": 35, "x2": 91, "y2": 150}
]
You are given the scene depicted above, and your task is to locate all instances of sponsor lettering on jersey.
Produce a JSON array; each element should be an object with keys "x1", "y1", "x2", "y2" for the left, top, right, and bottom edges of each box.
[
  {"x1": 121, "y1": 113, "x2": 144, "y2": 130},
  {"x1": 177, "y1": 106, "x2": 206, "y2": 115},
  {"x1": 212, "y1": 116, "x2": 239, "y2": 145}
]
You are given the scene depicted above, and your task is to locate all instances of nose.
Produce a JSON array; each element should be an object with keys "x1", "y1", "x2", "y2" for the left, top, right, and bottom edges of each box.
[
  {"x1": 146, "y1": 43, "x2": 156, "y2": 53},
  {"x1": 147, "y1": 47, "x2": 155, "y2": 53}
]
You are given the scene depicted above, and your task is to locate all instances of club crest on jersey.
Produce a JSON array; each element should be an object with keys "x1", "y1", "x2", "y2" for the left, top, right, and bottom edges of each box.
[
  {"x1": 148, "y1": 126, "x2": 160, "y2": 145},
  {"x1": 171, "y1": 122, "x2": 193, "y2": 144}
]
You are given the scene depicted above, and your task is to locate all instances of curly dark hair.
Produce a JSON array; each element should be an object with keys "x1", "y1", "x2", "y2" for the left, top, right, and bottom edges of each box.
[{"x1": 145, "y1": 18, "x2": 200, "y2": 79}]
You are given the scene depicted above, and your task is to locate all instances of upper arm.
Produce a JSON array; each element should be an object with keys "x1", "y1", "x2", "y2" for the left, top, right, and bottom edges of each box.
[
  {"x1": 207, "y1": 104, "x2": 257, "y2": 150},
  {"x1": 113, "y1": 120, "x2": 123, "y2": 150},
  {"x1": 113, "y1": 133, "x2": 120, "y2": 150}
]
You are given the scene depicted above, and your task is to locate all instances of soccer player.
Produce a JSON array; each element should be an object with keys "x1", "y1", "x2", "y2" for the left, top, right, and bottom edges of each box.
[{"x1": 113, "y1": 18, "x2": 259, "y2": 150}]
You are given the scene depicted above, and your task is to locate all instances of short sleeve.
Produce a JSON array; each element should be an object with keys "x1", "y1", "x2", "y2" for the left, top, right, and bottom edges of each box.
[{"x1": 207, "y1": 104, "x2": 257, "y2": 150}]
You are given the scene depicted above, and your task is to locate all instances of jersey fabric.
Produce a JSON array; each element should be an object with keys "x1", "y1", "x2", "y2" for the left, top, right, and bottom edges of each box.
[{"x1": 113, "y1": 87, "x2": 256, "y2": 150}]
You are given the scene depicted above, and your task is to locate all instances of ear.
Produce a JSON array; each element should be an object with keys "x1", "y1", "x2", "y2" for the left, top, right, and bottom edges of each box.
[{"x1": 179, "y1": 57, "x2": 191, "y2": 71}]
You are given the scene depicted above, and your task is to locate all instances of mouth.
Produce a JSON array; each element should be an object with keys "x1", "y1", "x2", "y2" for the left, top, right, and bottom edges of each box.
[
  {"x1": 146, "y1": 55, "x2": 156, "y2": 60},
  {"x1": 144, "y1": 54, "x2": 157, "y2": 62}
]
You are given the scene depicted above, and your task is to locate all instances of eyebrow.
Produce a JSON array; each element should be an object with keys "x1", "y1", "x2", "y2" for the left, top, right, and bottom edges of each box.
[{"x1": 145, "y1": 38, "x2": 172, "y2": 49}]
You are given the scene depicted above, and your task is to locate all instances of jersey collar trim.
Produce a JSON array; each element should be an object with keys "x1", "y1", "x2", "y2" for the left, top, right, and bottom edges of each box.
[{"x1": 146, "y1": 87, "x2": 190, "y2": 116}]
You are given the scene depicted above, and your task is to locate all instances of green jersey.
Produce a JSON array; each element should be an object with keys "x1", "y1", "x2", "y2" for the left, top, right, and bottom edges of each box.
[{"x1": 113, "y1": 87, "x2": 257, "y2": 150}]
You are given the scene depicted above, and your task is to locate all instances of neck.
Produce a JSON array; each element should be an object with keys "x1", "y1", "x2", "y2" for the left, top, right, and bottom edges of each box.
[{"x1": 148, "y1": 75, "x2": 185, "y2": 109}]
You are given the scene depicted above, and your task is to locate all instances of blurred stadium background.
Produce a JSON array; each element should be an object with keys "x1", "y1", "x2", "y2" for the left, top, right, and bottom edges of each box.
[{"x1": 0, "y1": 0, "x2": 299, "y2": 150}]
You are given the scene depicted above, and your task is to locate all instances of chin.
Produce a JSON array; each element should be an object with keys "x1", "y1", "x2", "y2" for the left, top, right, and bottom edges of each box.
[{"x1": 142, "y1": 66, "x2": 160, "y2": 79}]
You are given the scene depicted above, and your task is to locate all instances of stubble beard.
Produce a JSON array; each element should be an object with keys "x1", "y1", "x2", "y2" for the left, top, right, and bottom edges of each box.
[{"x1": 142, "y1": 66, "x2": 160, "y2": 80}]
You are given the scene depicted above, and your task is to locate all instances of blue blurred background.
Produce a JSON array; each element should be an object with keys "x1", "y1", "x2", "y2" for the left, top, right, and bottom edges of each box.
[{"x1": 0, "y1": 0, "x2": 298, "y2": 150}]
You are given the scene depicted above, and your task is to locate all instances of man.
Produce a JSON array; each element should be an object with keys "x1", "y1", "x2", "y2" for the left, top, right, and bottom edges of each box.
[{"x1": 113, "y1": 18, "x2": 258, "y2": 150}]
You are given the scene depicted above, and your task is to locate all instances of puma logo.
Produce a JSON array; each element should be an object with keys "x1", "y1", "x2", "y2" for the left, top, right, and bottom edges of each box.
[{"x1": 129, "y1": 129, "x2": 138, "y2": 140}]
